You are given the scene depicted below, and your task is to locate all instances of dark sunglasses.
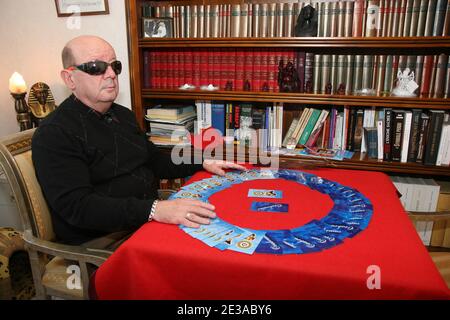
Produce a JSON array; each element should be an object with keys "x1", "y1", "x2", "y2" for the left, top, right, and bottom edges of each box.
[{"x1": 68, "y1": 60, "x2": 122, "y2": 76}]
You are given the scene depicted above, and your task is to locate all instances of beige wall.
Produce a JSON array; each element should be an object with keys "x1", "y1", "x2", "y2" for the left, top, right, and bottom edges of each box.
[{"x1": 0, "y1": 0, "x2": 131, "y2": 137}]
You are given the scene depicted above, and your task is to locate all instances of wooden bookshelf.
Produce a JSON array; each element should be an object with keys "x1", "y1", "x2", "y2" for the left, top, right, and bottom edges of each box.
[
  {"x1": 139, "y1": 37, "x2": 450, "y2": 48},
  {"x1": 126, "y1": 0, "x2": 450, "y2": 177}
]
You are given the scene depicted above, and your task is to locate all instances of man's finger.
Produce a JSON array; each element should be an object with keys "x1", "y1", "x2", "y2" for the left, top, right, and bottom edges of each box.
[
  {"x1": 222, "y1": 162, "x2": 247, "y2": 171},
  {"x1": 189, "y1": 206, "x2": 216, "y2": 218},
  {"x1": 186, "y1": 213, "x2": 211, "y2": 225},
  {"x1": 185, "y1": 199, "x2": 215, "y2": 211}
]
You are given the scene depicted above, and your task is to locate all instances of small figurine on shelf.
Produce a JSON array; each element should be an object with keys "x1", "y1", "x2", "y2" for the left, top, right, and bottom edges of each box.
[
  {"x1": 243, "y1": 80, "x2": 251, "y2": 91},
  {"x1": 391, "y1": 68, "x2": 419, "y2": 97},
  {"x1": 225, "y1": 80, "x2": 233, "y2": 91},
  {"x1": 278, "y1": 61, "x2": 300, "y2": 92},
  {"x1": 325, "y1": 82, "x2": 332, "y2": 95},
  {"x1": 235, "y1": 114, "x2": 253, "y2": 147},
  {"x1": 337, "y1": 83, "x2": 346, "y2": 95},
  {"x1": 261, "y1": 82, "x2": 269, "y2": 92},
  {"x1": 294, "y1": 4, "x2": 318, "y2": 37},
  {"x1": 305, "y1": 80, "x2": 313, "y2": 93}
]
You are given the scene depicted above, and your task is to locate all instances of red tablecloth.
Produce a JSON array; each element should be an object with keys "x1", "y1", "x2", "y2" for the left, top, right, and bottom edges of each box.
[{"x1": 93, "y1": 168, "x2": 450, "y2": 299}]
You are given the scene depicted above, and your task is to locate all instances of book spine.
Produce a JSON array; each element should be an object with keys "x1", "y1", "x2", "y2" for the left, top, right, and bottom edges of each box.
[
  {"x1": 345, "y1": 1, "x2": 355, "y2": 37},
  {"x1": 443, "y1": 0, "x2": 450, "y2": 35},
  {"x1": 366, "y1": 0, "x2": 381, "y2": 37},
  {"x1": 397, "y1": 0, "x2": 407, "y2": 37},
  {"x1": 243, "y1": 49, "x2": 254, "y2": 90},
  {"x1": 416, "y1": 113, "x2": 430, "y2": 163},
  {"x1": 433, "y1": 54, "x2": 448, "y2": 98},
  {"x1": 192, "y1": 49, "x2": 200, "y2": 87},
  {"x1": 416, "y1": 0, "x2": 429, "y2": 36},
  {"x1": 391, "y1": 110, "x2": 405, "y2": 162},
  {"x1": 239, "y1": 3, "x2": 248, "y2": 37},
  {"x1": 424, "y1": 0, "x2": 438, "y2": 36},
  {"x1": 235, "y1": 49, "x2": 245, "y2": 90},
  {"x1": 346, "y1": 55, "x2": 354, "y2": 95},
  {"x1": 231, "y1": 4, "x2": 240, "y2": 37},
  {"x1": 143, "y1": 50, "x2": 151, "y2": 89},
  {"x1": 433, "y1": 0, "x2": 448, "y2": 35},
  {"x1": 420, "y1": 55, "x2": 434, "y2": 97},
  {"x1": 410, "y1": 0, "x2": 421, "y2": 36},
  {"x1": 305, "y1": 53, "x2": 314, "y2": 94},
  {"x1": 424, "y1": 111, "x2": 445, "y2": 165},
  {"x1": 407, "y1": 109, "x2": 423, "y2": 162},
  {"x1": 212, "y1": 48, "x2": 221, "y2": 88},
  {"x1": 313, "y1": 54, "x2": 322, "y2": 94},
  {"x1": 383, "y1": 108, "x2": 393, "y2": 161},
  {"x1": 401, "y1": 111, "x2": 413, "y2": 163},
  {"x1": 403, "y1": 0, "x2": 415, "y2": 36}
]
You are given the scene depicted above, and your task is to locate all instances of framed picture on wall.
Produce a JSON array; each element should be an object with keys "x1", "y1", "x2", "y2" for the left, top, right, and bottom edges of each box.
[
  {"x1": 55, "y1": 0, "x2": 109, "y2": 17},
  {"x1": 143, "y1": 18, "x2": 173, "y2": 38}
]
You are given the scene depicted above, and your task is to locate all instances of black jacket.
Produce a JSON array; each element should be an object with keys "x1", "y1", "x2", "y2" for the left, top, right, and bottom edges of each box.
[{"x1": 32, "y1": 95, "x2": 202, "y2": 244}]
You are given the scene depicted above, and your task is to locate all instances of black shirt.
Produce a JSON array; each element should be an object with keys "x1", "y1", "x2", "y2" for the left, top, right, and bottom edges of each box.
[{"x1": 32, "y1": 95, "x2": 203, "y2": 245}]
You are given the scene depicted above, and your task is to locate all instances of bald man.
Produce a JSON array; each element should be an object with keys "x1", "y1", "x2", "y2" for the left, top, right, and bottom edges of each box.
[{"x1": 32, "y1": 35, "x2": 244, "y2": 245}]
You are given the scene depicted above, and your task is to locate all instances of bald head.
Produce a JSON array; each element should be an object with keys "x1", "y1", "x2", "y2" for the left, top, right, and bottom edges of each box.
[{"x1": 62, "y1": 35, "x2": 115, "y2": 68}]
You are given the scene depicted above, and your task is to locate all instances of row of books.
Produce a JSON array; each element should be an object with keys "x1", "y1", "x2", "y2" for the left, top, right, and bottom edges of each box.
[
  {"x1": 144, "y1": 48, "x2": 450, "y2": 98},
  {"x1": 390, "y1": 176, "x2": 449, "y2": 247},
  {"x1": 285, "y1": 106, "x2": 450, "y2": 166},
  {"x1": 195, "y1": 101, "x2": 284, "y2": 151},
  {"x1": 143, "y1": 0, "x2": 450, "y2": 38},
  {"x1": 191, "y1": 101, "x2": 450, "y2": 166}
]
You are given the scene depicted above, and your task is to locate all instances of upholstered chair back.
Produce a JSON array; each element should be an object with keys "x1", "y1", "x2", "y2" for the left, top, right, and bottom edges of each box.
[{"x1": 0, "y1": 129, "x2": 55, "y2": 241}]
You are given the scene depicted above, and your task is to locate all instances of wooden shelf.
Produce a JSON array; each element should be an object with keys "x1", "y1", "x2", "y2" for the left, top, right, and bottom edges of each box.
[
  {"x1": 142, "y1": 89, "x2": 450, "y2": 109},
  {"x1": 158, "y1": 144, "x2": 450, "y2": 176},
  {"x1": 138, "y1": 37, "x2": 450, "y2": 48}
]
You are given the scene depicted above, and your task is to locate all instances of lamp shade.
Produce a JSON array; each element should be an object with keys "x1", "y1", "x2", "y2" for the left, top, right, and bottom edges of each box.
[{"x1": 9, "y1": 72, "x2": 27, "y2": 94}]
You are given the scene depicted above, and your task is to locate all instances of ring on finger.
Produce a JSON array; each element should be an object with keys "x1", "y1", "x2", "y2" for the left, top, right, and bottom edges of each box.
[{"x1": 186, "y1": 213, "x2": 193, "y2": 220}]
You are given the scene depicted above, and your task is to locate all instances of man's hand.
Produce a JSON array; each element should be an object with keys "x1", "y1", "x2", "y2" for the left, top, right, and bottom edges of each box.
[
  {"x1": 202, "y1": 159, "x2": 247, "y2": 176},
  {"x1": 153, "y1": 199, "x2": 216, "y2": 228}
]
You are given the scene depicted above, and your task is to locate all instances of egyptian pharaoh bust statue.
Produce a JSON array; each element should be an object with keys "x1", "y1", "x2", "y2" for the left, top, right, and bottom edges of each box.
[{"x1": 27, "y1": 82, "x2": 57, "y2": 126}]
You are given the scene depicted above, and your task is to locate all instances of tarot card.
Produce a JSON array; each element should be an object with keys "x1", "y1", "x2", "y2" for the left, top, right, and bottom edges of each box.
[
  {"x1": 214, "y1": 226, "x2": 252, "y2": 251},
  {"x1": 248, "y1": 189, "x2": 283, "y2": 199},
  {"x1": 202, "y1": 223, "x2": 240, "y2": 247},
  {"x1": 254, "y1": 234, "x2": 284, "y2": 254},
  {"x1": 251, "y1": 201, "x2": 289, "y2": 213},
  {"x1": 292, "y1": 220, "x2": 342, "y2": 249},
  {"x1": 266, "y1": 230, "x2": 303, "y2": 254},
  {"x1": 227, "y1": 229, "x2": 266, "y2": 255}
]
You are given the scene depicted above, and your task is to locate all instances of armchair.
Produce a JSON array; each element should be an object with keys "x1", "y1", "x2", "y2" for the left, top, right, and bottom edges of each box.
[{"x1": 0, "y1": 129, "x2": 112, "y2": 299}]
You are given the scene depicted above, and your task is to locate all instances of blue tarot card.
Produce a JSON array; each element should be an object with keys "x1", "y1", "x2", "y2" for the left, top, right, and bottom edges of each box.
[
  {"x1": 251, "y1": 201, "x2": 289, "y2": 213},
  {"x1": 255, "y1": 234, "x2": 284, "y2": 254},
  {"x1": 266, "y1": 230, "x2": 303, "y2": 254},
  {"x1": 248, "y1": 189, "x2": 283, "y2": 199}
]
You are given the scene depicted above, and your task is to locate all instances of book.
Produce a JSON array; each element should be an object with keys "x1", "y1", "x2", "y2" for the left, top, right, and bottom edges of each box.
[
  {"x1": 424, "y1": 110, "x2": 445, "y2": 165},
  {"x1": 147, "y1": 104, "x2": 195, "y2": 118},
  {"x1": 400, "y1": 110, "x2": 412, "y2": 163},
  {"x1": 364, "y1": 127, "x2": 378, "y2": 159},
  {"x1": 391, "y1": 110, "x2": 405, "y2": 162}
]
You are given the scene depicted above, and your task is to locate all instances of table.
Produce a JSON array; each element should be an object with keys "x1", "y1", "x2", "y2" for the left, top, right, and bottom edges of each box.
[{"x1": 92, "y1": 168, "x2": 450, "y2": 299}]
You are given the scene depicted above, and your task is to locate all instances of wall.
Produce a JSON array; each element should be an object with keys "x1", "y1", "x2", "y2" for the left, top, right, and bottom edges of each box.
[
  {"x1": 0, "y1": 0, "x2": 131, "y2": 138},
  {"x1": 0, "y1": 0, "x2": 131, "y2": 229}
]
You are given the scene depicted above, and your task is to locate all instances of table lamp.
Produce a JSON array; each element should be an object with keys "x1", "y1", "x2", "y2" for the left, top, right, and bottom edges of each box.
[{"x1": 9, "y1": 72, "x2": 32, "y2": 131}]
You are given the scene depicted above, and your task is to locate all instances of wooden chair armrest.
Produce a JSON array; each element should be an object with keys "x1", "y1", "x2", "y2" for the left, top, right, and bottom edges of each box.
[
  {"x1": 157, "y1": 188, "x2": 177, "y2": 200},
  {"x1": 407, "y1": 211, "x2": 450, "y2": 222},
  {"x1": 22, "y1": 230, "x2": 111, "y2": 267}
]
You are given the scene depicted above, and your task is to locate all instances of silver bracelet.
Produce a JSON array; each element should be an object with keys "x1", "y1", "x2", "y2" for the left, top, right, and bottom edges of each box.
[{"x1": 148, "y1": 199, "x2": 159, "y2": 222}]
